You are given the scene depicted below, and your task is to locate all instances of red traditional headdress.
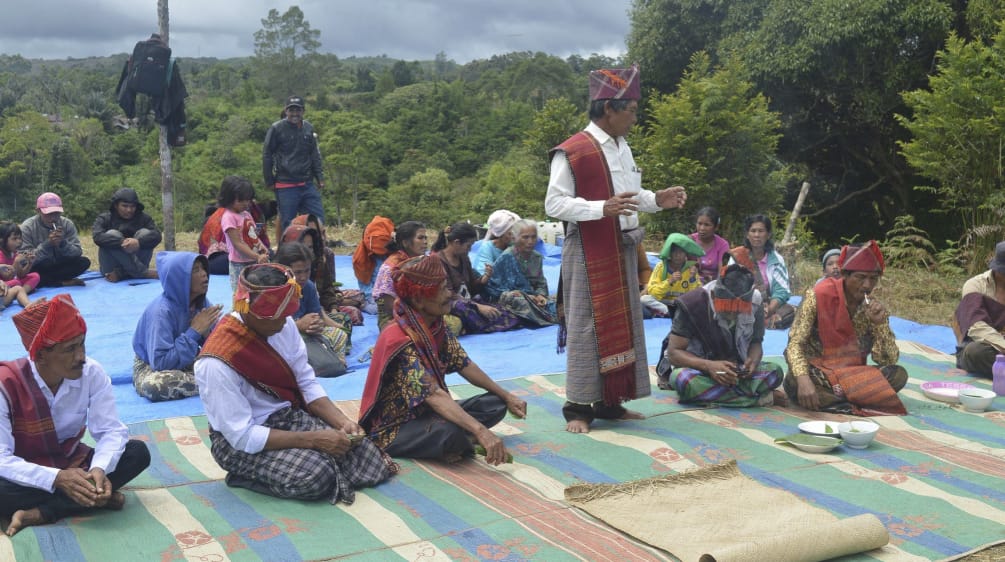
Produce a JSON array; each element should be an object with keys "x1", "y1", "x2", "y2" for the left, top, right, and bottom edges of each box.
[
  {"x1": 12, "y1": 294, "x2": 87, "y2": 360},
  {"x1": 233, "y1": 263, "x2": 301, "y2": 320}
]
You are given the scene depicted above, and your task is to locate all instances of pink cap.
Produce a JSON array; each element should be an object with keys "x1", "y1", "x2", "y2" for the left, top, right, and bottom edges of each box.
[
  {"x1": 36, "y1": 192, "x2": 64, "y2": 214},
  {"x1": 589, "y1": 65, "x2": 641, "y2": 101}
]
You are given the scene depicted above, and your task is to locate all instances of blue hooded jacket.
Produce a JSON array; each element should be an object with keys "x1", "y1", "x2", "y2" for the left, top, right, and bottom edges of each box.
[{"x1": 133, "y1": 251, "x2": 213, "y2": 370}]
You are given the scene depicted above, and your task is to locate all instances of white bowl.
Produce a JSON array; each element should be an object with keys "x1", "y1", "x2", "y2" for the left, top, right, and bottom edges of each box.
[
  {"x1": 789, "y1": 436, "x2": 842, "y2": 454},
  {"x1": 837, "y1": 421, "x2": 879, "y2": 449},
  {"x1": 958, "y1": 388, "x2": 996, "y2": 412}
]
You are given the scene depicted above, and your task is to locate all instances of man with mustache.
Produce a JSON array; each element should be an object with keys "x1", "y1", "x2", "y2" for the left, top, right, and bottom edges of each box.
[
  {"x1": 0, "y1": 295, "x2": 150, "y2": 536},
  {"x1": 784, "y1": 241, "x2": 908, "y2": 415}
]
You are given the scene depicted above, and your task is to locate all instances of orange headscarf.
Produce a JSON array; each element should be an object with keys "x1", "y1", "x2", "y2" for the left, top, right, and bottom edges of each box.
[
  {"x1": 12, "y1": 294, "x2": 87, "y2": 360},
  {"x1": 352, "y1": 215, "x2": 394, "y2": 284}
]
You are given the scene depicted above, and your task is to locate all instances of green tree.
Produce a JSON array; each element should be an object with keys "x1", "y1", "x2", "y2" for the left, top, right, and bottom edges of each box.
[
  {"x1": 626, "y1": 0, "x2": 954, "y2": 245},
  {"x1": 898, "y1": 28, "x2": 1005, "y2": 271},
  {"x1": 638, "y1": 54, "x2": 785, "y2": 241},
  {"x1": 523, "y1": 97, "x2": 584, "y2": 173},
  {"x1": 253, "y1": 6, "x2": 322, "y2": 100}
]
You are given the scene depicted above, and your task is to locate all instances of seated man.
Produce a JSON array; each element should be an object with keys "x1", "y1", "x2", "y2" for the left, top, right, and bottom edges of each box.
[
  {"x1": 659, "y1": 248, "x2": 783, "y2": 406},
  {"x1": 783, "y1": 241, "x2": 908, "y2": 415},
  {"x1": 359, "y1": 255, "x2": 527, "y2": 465},
  {"x1": 92, "y1": 188, "x2": 162, "y2": 282},
  {"x1": 955, "y1": 241, "x2": 1005, "y2": 377},
  {"x1": 19, "y1": 192, "x2": 91, "y2": 287},
  {"x1": 1, "y1": 295, "x2": 150, "y2": 536},
  {"x1": 132, "y1": 252, "x2": 223, "y2": 402},
  {"x1": 195, "y1": 264, "x2": 396, "y2": 504}
]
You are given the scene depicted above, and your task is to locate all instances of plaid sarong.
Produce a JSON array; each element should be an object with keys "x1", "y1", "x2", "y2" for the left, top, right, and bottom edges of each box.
[{"x1": 209, "y1": 406, "x2": 397, "y2": 505}]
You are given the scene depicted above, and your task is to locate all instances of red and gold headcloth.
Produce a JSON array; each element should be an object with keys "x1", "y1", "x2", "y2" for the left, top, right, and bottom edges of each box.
[
  {"x1": 233, "y1": 264, "x2": 302, "y2": 320},
  {"x1": 589, "y1": 64, "x2": 641, "y2": 101},
  {"x1": 839, "y1": 240, "x2": 885, "y2": 273},
  {"x1": 12, "y1": 294, "x2": 87, "y2": 361},
  {"x1": 392, "y1": 255, "x2": 447, "y2": 300}
]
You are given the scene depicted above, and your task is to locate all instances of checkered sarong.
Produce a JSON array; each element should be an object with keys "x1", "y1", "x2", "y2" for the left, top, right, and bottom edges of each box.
[{"x1": 209, "y1": 406, "x2": 397, "y2": 505}]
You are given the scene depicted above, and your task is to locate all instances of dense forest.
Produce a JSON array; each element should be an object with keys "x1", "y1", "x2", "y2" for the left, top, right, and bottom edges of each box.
[{"x1": 1, "y1": 2, "x2": 1004, "y2": 272}]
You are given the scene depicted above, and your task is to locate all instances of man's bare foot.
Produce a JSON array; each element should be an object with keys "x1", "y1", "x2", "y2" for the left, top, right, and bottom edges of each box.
[
  {"x1": 443, "y1": 452, "x2": 465, "y2": 464},
  {"x1": 104, "y1": 271, "x2": 120, "y2": 283},
  {"x1": 6, "y1": 508, "x2": 45, "y2": 537},
  {"x1": 97, "y1": 491, "x2": 126, "y2": 511},
  {"x1": 143, "y1": 269, "x2": 159, "y2": 279},
  {"x1": 61, "y1": 278, "x2": 86, "y2": 287},
  {"x1": 620, "y1": 409, "x2": 646, "y2": 420},
  {"x1": 566, "y1": 419, "x2": 591, "y2": 433}
]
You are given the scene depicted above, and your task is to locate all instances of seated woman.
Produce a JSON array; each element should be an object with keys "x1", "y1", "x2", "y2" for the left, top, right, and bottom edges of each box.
[
  {"x1": 274, "y1": 242, "x2": 349, "y2": 378},
  {"x1": 647, "y1": 232, "x2": 705, "y2": 311},
  {"x1": 741, "y1": 214, "x2": 795, "y2": 329},
  {"x1": 132, "y1": 252, "x2": 222, "y2": 401},
  {"x1": 290, "y1": 214, "x2": 366, "y2": 325},
  {"x1": 433, "y1": 222, "x2": 519, "y2": 334},
  {"x1": 199, "y1": 200, "x2": 273, "y2": 276},
  {"x1": 473, "y1": 209, "x2": 520, "y2": 275},
  {"x1": 352, "y1": 215, "x2": 394, "y2": 314},
  {"x1": 689, "y1": 206, "x2": 731, "y2": 284},
  {"x1": 282, "y1": 223, "x2": 355, "y2": 346},
  {"x1": 359, "y1": 255, "x2": 527, "y2": 464},
  {"x1": 659, "y1": 249, "x2": 783, "y2": 405},
  {"x1": 485, "y1": 219, "x2": 556, "y2": 327},
  {"x1": 817, "y1": 248, "x2": 841, "y2": 285},
  {"x1": 372, "y1": 221, "x2": 428, "y2": 330}
]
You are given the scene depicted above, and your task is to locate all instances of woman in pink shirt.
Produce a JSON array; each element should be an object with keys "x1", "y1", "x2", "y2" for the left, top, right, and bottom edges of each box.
[{"x1": 689, "y1": 207, "x2": 730, "y2": 284}]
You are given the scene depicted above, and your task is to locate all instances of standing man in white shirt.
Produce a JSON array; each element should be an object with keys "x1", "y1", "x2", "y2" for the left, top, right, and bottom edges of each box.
[
  {"x1": 195, "y1": 264, "x2": 397, "y2": 505},
  {"x1": 544, "y1": 65, "x2": 687, "y2": 434},
  {"x1": 1, "y1": 295, "x2": 150, "y2": 536}
]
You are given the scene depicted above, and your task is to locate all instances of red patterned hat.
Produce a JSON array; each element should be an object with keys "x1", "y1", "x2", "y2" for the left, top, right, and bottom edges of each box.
[
  {"x1": 234, "y1": 264, "x2": 302, "y2": 320},
  {"x1": 839, "y1": 241, "x2": 885, "y2": 273},
  {"x1": 589, "y1": 65, "x2": 641, "y2": 101},
  {"x1": 13, "y1": 294, "x2": 87, "y2": 360},
  {"x1": 392, "y1": 255, "x2": 447, "y2": 300}
]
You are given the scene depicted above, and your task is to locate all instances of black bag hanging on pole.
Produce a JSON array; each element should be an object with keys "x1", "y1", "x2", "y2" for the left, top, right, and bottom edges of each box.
[{"x1": 128, "y1": 34, "x2": 171, "y2": 96}]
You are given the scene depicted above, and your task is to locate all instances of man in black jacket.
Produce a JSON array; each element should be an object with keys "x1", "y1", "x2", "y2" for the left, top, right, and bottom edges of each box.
[
  {"x1": 92, "y1": 188, "x2": 161, "y2": 283},
  {"x1": 262, "y1": 95, "x2": 326, "y2": 232}
]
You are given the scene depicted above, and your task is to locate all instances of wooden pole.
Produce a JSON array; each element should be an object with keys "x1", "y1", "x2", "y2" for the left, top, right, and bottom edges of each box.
[
  {"x1": 779, "y1": 181, "x2": 811, "y2": 295},
  {"x1": 157, "y1": 0, "x2": 175, "y2": 250},
  {"x1": 782, "y1": 181, "x2": 811, "y2": 245}
]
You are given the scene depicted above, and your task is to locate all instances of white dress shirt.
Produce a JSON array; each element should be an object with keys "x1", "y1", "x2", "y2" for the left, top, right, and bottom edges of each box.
[
  {"x1": 544, "y1": 121, "x2": 660, "y2": 230},
  {"x1": 194, "y1": 313, "x2": 328, "y2": 454},
  {"x1": 0, "y1": 358, "x2": 130, "y2": 492}
]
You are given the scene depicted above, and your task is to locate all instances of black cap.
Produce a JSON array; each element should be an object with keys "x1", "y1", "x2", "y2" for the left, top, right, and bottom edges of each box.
[{"x1": 285, "y1": 95, "x2": 304, "y2": 109}]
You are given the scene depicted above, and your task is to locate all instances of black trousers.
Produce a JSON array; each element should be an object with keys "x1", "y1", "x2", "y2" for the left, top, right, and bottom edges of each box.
[
  {"x1": 31, "y1": 256, "x2": 91, "y2": 287},
  {"x1": 385, "y1": 393, "x2": 507, "y2": 460},
  {"x1": 0, "y1": 439, "x2": 150, "y2": 523}
]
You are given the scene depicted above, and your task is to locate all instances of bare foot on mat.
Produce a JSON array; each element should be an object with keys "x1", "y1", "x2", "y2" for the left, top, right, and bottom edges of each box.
[
  {"x1": 104, "y1": 271, "x2": 120, "y2": 283},
  {"x1": 99, "y1": 491, "x2": 126, "y2": 511},
  {"x1": 62, "y1": 278, "x2": 86, "y2": 287},
  {"x1": 566, "y1": 419, "x2": 591, "y2": 433},
  {"x1": 6, "y1": 508, "x2": 46, "y2": 537},
  {"x1": 620, "y1": 409, "x2": 645, "y2": 420}
]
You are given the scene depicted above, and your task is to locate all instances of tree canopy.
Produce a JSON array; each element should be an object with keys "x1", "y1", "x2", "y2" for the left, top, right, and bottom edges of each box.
[{"x1": 1, "y1": 2, "x2": 1005, "y2": 271}]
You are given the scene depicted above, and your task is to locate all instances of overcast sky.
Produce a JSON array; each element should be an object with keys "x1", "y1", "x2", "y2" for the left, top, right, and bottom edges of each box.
[{"x1": 0, "y1": 0, "x2": 633, "y2": 63}]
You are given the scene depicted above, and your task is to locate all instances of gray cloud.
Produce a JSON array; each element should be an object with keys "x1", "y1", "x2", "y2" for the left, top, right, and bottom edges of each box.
[{"x1": 0, "y1": 0, "x2": 632, "y2": 62}]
